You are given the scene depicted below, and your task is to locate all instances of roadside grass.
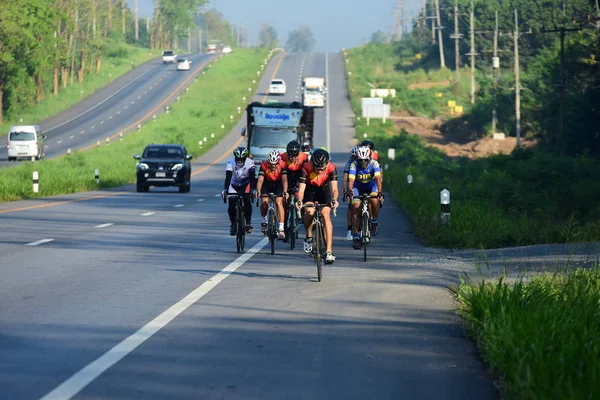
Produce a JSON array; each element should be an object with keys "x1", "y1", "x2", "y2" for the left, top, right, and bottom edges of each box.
[
  {"x1": 453, "y1": 264, "x2": 600, "y2": 399},
  {"x1": 3, "y1": 41, "x2": 161, "y2": 127},
  {"x1": 0, "y1": 48, "x2": 271, "y2": 202},
  {"x1": 345, "y1": 43, "x2": 600, "y2": 249}
]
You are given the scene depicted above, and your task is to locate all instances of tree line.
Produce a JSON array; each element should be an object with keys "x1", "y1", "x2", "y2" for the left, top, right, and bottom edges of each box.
[
  {"x1": 0, "y1": 0, "x2": 207, "y2": 125},
  {"x1": 380, "y1": 0, "x2": 600, "y2": 155}
]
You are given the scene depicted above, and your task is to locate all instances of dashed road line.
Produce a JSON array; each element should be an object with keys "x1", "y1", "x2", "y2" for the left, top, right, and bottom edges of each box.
[
  {"x1": 69, "y1": 135, "x2": 74, "y2": 139},
  {"x1": 197, "y1": 198, "x2": 205, "y2": 202},
  {"x1": 95, "y1": 223, "x2": 114, "y2": 228},
  {"x1": 57, "y1": 140, "x2": 62, "y2": 144},
  {"x1": 141, "y1": 212, "x2": 156, "y2": 216},
  {"x1": 173, "y1": 204, "x2": 184, "y2": 208},
  {"x1": 25, "y1": 239, "x2": 54, "y2": 246},
  {"x1": 80, "y1": 130, "x2": 85, "y2": 134}
]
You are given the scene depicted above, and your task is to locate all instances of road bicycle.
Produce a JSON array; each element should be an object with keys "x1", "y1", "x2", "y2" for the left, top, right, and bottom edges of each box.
[
  {"x1": 224, "y1": 192, "x2": 253, "y2": 253},
  {"x1": 286, "y1": 189, "x2": 300, "y2": 250},
  {"x1": 260, "y1": 193, "x2": 279, "y2": 255},
  {"x1": 353, "y1": 194, "x2": 380, "y2": 262},
  {"x1": 301, "y1": 203, "x2": 336, "y2": 282}
]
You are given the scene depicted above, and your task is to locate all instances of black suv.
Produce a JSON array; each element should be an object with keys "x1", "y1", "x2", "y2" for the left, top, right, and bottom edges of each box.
[{"x1": 134, "y1": 144, "x2": 192, "y2": 193}]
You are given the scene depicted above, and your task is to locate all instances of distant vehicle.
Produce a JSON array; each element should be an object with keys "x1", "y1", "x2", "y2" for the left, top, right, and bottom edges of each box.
[
  {"x1": 206, "y1": 40, "x2": 223, "y2": 54},
  {"x1": 269, "y1": 79, "x2": 287, "y2": 96},
  {"x1": 162, "y1": 50, "x2": 177, "y2": 64},
  {"x1": 134, "y1": 144, "x2": 192, "y2": 193},
  {"x1": 7, "y1": 125, "x2": 46, "y2": 161},
  {"x1": 302, "y1": 77, "x2": 326, "y2": 108},
  {"x1": 241, "y1": 101, "x2": 312, "y2": 169},
  {"x1": 176, "y1": 58, "x2": 192, "y2": 71},
  {"x1": 222, "y1": 46, "x2": 232, "y2": 54}
]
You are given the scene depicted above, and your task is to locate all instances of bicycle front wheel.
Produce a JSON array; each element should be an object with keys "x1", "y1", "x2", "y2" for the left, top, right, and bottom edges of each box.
[
  {"x1": 362, "y1": 212, "x2": 369, "y2": 262},
  {"x1": 237, "y1": 202, "x2": 245, "y2": 253},
  {"x1": 288, "y1": 210, "x2": 296, "y2": 250},
  {"x1": 314, "y1": 223, "x2": 323, "y2": 282},
  {"x1": 269, "y1": 212, "x2": 276, "y2": 255}
]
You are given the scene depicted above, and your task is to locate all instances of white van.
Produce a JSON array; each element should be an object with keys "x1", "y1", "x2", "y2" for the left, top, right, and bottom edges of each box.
[{"x1": 7, "y1": 125, "x2": 46, "y2": 161}]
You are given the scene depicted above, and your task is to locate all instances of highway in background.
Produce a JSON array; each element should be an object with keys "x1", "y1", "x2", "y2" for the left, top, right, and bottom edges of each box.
[
  {"x1": 0, "y1": 52, "x2": 215, "y2": 168},
  {"x1": 0, "y1": 52, "x2": 496, "y2": 399}
]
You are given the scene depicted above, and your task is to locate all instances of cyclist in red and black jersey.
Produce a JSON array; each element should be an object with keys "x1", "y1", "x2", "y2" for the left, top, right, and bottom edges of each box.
[
  {"x1": 256, "y1": 149, "x2": 288, "y2": 239},
  {"x1": 296, "y1": 149, "x2": 339, "y2": 264},
  {"x1": 281, "y1": 140, "x2": 308, "y2": 242}
]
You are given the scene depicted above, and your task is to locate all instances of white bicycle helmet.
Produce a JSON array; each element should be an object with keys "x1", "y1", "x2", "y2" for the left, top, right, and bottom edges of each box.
[
  {"x1": 350, "y1": 146, "x2": 359, "y2": 156},
  {"x1": 356, "y1": 146, "x2": 371, "y2": 160},
  {"x1": 267, "y1": 149, "x2": 281, "y2": 165}
]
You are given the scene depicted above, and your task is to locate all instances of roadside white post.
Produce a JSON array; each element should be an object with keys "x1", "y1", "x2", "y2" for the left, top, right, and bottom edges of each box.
[
  {"x1": 119, "y1": 132, "x2": 123, "y2": 141},
  {"x1": 221, "y1": 124, "x2": 225, "y2": 129},
  {"x1": 363, "y1": 133, "x2": 368, "y2": 138},
  {"x1": 203, "y1": 137, "x2": 207, "y2": 143},
  {"x1": 97, "y1": 140, "x2": 101, "y2": 146},
  {"x1": 67, "y1": 148, "x2": 72, "y2": 154},
  {"x1": 387, "y1": 148, "x2": 396, "y2": 161},
  {"x1": 211, "y1": 133, "x2": 215, "y2": 140},
  {"x1": 95, "y1": 168, "x2": 99, "y2": 184},
  {"x1": 137, "y1": 124, "x2": 142, "y2": 131},
  {"x1": 31, "y1": 156, "x2": 36, "y2": 162},
  {"x1": 33, "y1": 171, "x2": 39, "y2": 193},
  {"x1": 440, "y1": 189, "x2": 451, "y2": 225},
  {"x1": 105, "y1": 138, "x2": 110, "y2": 144},
  {"x1": 407, "y1": 174, "x2": 413, "y2": 184}
]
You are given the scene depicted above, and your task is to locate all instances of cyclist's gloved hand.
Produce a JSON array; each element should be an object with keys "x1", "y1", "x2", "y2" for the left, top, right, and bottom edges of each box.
[
  {"x1": 296, "y1": 201, "x2": 303, "y2": 210},
  {"x1": 378, "y1": 192, "x2": 385, "y2": 201},
  {"x1": 345, "y1": 192, "x2": 353, "y2": 203},
  {"x1": 221, "y1": 190, "x2": 227, "y2": 203},
  {"x1": 331, "y1": 199, "x2": 338, "y2": 209}
]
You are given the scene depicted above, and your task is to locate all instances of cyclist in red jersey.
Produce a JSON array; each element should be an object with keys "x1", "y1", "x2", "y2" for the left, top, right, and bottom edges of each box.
[
  {"x1": 281, "y1": 140, "x2": 308, "y2": 242},
  {"x1": 296, "y1": 149, "x2": 339, "y2": 264},
  {"x1": 256, "y1": 149, "x2": 288, "y2": 239}
]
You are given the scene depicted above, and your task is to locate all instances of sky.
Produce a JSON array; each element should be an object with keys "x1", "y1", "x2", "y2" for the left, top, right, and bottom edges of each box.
[{"x1": 128, "y1": 0, "x2": 401, "y2": 52}]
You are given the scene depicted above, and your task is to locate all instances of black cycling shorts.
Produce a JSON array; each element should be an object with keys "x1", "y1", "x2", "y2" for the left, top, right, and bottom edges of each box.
[
  {"x1": 261, "y1": 180, "x2": 284, "y2": 197},
  {"x1": 304, "y1": 184, "x2": 332, "y2": 206}
]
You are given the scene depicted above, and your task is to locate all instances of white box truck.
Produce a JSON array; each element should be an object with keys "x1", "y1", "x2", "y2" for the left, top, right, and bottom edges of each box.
[{"x1": 302, "y1": 77, "x2": 326, "y2": 108}]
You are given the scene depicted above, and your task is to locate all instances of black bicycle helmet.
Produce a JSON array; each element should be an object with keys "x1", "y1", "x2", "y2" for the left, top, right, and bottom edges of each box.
[
  {"x1": 301, "y1": 144, "x2": 311, "y2": 153},
  {"x1": 311, "y1": 148, "x2": 329, "y2": 169},
  {"x1": 233, "y1": 146, "x2": 248, "y2": 161},
  {"x1": 360, "y1": 139, "x2": 374, "y2": 150},
  {"x1": 286, "y1": 140, "x2": 301, "y2": 157}
]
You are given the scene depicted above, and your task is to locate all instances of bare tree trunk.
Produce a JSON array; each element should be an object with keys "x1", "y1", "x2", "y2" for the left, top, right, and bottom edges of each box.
[
  {"x1": 62, "y1": 66, "x2": 68, "y2": 88},
  {"x1": 35, "y1": 74, "x2": 44, "y2": 102},
  {"x1": 122, "y1": 0, "x2": 126, "y2": 35},
  {"x1": 70, "y1": 36, "x2": 76, "y2": 85},
  {"x1": 108, "y1": 0, "x2": 112, "y2": 30},
  {"x1": 71, "y1": 8, "x2": 79, "y2": 85},
  {"x1": 96, "y1": 53, "x2": 101, "y2": 74},
  {"x1": 92, "y1": 0, "x2": 97, "y2": 40},
  {"x1": 53, "y1": 20, "x2": 61, "y2": 95},
  {"x1": 79, "y1": 48, "x2": 85, "y2": 83}
]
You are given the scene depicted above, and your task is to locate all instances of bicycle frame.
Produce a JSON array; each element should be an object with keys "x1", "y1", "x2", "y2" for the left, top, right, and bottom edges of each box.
[{"x1": 302, "y1": 203, "x2": 329, "y2": 282}]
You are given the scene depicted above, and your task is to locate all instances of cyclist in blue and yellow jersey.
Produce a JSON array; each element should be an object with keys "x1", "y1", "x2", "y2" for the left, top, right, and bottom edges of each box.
[
  {"x1": 256, "y1": 149, "x2": 288, "y2": 239},
  {"x1": 345, "y1": 146, "x2": 384, "y2": 250},
  {"x1": 342, "y1": 146, "x2": 359, "y2": 241}
]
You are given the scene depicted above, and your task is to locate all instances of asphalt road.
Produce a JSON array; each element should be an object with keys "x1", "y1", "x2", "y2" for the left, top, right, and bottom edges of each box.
[
  {"x1": 0, "y1": 53, "x2": 215, "y2": 168},
  {"x1": 0, "y1": 52, "x2": 497, "y2": 399}
]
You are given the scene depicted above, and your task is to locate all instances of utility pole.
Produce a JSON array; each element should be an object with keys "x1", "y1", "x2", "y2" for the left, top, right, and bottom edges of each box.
[
  {"x1": 450, "y1": 0, "x2": 464, "y2": 82},
  {"x1": 434, "y1": 0, "x2": 445, "y2": 67},
  {"x1": 237, "y1": 21, "x2": 240, "y2": 46},
  {"x1": 394, "y1": 0, "x2": 404, "y2": 41},
  {"x1": 468, "y1": 0, "x2": 476, "y2": 103},
  {"x1": 514, "y1": 9, "x2": 521, "y2": 146},
  {"x1": 492, "y1": 10, "x2": 499, "y2": 135},
  {"x1": 430, "y1": 0, "x2": 436, "y2": 43},
  {"x1": 188, "y1": 26, "x2": 191, "y2": 52},
  {"x1": 541, "y1": 23, "x2": 582, "y2": 151},
  {"x1": 134, "y1": 0, "x2": 139, "y2": 41}
]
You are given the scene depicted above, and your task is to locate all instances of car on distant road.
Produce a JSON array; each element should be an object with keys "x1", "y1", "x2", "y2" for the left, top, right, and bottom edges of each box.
[
  {"x1": 134, "y1": 144, "x2": 192, "y2": 193},
  {"x1": 176, "y1": 58, "x2": 192, "y2": 71},
  {"x1": 222, "y1": 46, "x2": 232, "y2": 54},
  {"x1": 269, "y1": 79, "x2": 287, "y2": 95},
  {"x1": 162, "y1": 50, "x2": 177, "y2": 64},
  {"x1": 7, "y1": 125, "x2": 46, "y2": 161}
]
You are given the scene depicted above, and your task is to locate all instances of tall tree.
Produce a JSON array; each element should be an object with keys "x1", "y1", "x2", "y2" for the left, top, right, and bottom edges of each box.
[
  {"x1": 259, "y1": 23, "x2": 278, "y2": 48},
  {"x1": 285, "y1": 25, "x2": 316, "y2": 52}
]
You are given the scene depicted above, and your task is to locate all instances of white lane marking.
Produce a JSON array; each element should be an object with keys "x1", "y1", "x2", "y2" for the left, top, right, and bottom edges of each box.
[
  {"x1": 69, "y1": 135, "x2": 74, "y2": 139},
  {"x1": 141, "y1": 212, "x2": 155, "y2": 216},
  {"x1": 149, "y1": 86, "x2": 153, "y2": 90},
  {"x1": 91, "y1": 126, "x2": 95, "y2": 129},
  {"x1": 57, "y1": 140, "x2": 62, "y2": 144},
  {"x1": 124, "y1": 106, "x2": 128, "y2": 109},
  {"x1": 137, "y1": 96, "x2": 141, "y2": 99},
  {"x1": 26, "y1": 239, "x2": 54, "y2": 246},
  {"x1": 325, "y1": 53, "x2": 331, "y2": 152},
  {"x1": 109, "y1": 116, "x2": 113, "y2": 119},
  {"x1": 80, "y1": 130, "x2": 85, "y2": 134},
  {"x1": 143, "y1": 91, "x2": 147, "y2": 94},
  {"x1": 117, "y1": 111, "x2": 121, "y2": 114},
  {"x1": 131, "y1": 101, "x2": 135, "y2": 104},
  {"x1": 39, "y1": 238, "x2": 268, "y2": 400},
  {"x1": 173, "y1": 204, "x2": 184, "y2": 208},
  {"x1": 44, "y1": 65, "x2": 159, "y2": 133},
  {"x1": 197, "y1": 198, "x2": 205, "y2": 202},
  {"x1": 213, "y1": 194, "x2": 221, "y2": 197},
  {"x1": 95, "y1": 223, "x2": 114, "y2": 228},
  {"x1": 100, "y1": 121, "x2": 104, "y2": 124}
]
